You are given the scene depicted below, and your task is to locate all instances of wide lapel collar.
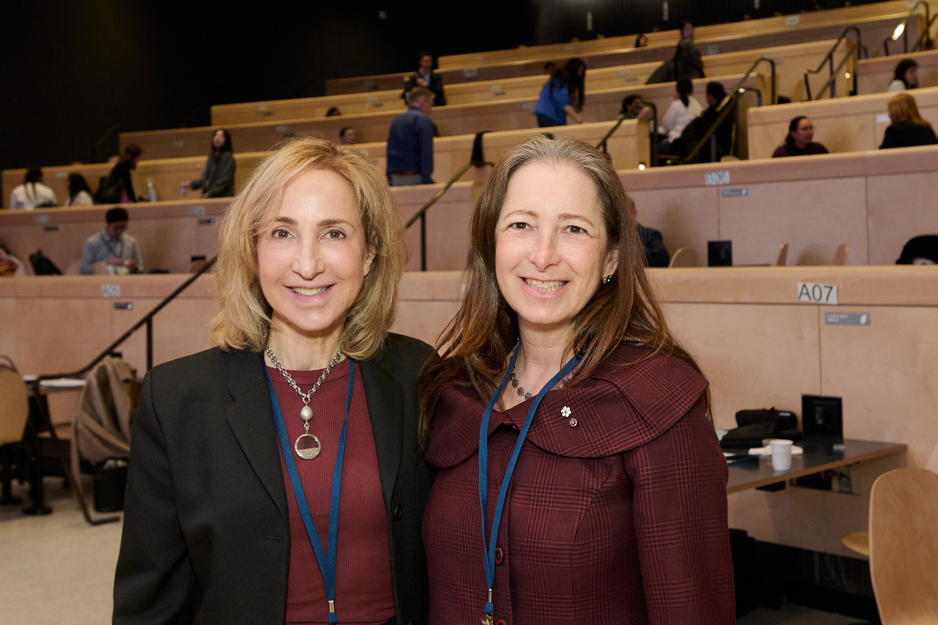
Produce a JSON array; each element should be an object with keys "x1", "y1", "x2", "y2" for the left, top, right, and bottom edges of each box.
[
  {"x1": 225, "y1": 350, "x2": 288, "y2": 520},
  {"x1": 359, "y1": 358, "x2": 403, "y2": 507}
]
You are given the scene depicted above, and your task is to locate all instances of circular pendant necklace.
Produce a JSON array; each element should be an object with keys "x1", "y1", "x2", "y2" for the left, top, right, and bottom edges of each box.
[{"x1": 265, "y1": 347, "x2": 342, "y2": 460}]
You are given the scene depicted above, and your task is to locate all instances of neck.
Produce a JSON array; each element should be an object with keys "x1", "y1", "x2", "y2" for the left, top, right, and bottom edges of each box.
[
  {"x1": 513, "y1": 323, "x2": 574, "y2": 390},
  {"x1": 266, "y1": 320, "x2": 343, "y2": 371}
]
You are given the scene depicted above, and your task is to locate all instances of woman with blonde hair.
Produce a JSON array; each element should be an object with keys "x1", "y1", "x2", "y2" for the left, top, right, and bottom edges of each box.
[
  {"x1": 881, "y1": 92, "x2": 938, "y2": 149},
  {"x1": 420, "y1": 135, "x2": 734, "y2": 624},
  {"x1": 114, "y1": 137, "x2": 433, "y2": 624}
]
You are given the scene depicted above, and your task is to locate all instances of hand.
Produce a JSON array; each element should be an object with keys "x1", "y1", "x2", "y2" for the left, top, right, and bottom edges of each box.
[
  {"x1": 416, "y1": 77, "x2": 429, "y2": 87},
  {"x1": 638, "y1": 107, "x2": 653, "y2": 120},
  {"x1": 125, "y1": 259, "x2": 138, "y2": 273}
]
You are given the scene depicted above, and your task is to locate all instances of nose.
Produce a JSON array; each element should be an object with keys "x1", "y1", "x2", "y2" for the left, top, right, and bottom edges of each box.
[
  {"x1": 292, "y1": 238, "x2": 324, "y2": 280},
  {"x1": 529, "y1": 230, "x2": 560, "y2": 271}
]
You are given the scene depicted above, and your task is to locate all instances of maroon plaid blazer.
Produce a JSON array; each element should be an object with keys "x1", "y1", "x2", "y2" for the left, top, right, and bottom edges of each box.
[{"x1": 424, "y1": 344, "x2": 734, "y2": 624}]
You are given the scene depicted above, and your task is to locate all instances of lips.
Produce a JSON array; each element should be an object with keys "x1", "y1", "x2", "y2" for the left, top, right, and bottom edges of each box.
[
  {"x1": 291, "y1": 286, "x2": 329, "y2": 296},
  {"x1": 523, "y1": 278, "x2": 567, "y2": 292}
]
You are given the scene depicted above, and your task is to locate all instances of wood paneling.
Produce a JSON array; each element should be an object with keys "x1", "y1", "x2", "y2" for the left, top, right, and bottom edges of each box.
[{"x1": 858, "y1": 48, "x2": 938, "y2": 95}]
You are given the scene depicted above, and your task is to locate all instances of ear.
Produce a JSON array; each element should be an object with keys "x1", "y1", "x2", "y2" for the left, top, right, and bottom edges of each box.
[
  {"x1": 603, "y1": 246, "x2": 619, "y2": 278},
  {"x1": 362, "y1": 247, "x2": 376, "y2": 277}
]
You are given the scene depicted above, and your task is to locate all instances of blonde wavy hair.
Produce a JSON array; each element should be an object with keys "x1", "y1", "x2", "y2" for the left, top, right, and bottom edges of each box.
[{"x1": 210, "y1": 137, "x2": 406, "y2": 360}]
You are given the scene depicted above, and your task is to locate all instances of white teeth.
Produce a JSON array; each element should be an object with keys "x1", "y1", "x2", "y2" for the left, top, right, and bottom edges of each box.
[
  {"x1": 291, "y1": 286, "x2": 328, "y2": 296},
  {"x1": 524, "y1": 278, "x2": 566, "y2": 292}
]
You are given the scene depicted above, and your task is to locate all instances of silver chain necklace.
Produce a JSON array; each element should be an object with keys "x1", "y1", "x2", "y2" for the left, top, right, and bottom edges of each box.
[{"x1": 266, "y1": 346, "x2": 342, "y2": 460}]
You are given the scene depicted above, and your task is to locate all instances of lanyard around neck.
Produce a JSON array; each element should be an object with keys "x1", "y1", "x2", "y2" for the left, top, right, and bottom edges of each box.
[
  {"x1": 265, "y1": 359, "x2": 355, "y2": 625},
  {"x1": 478, "y1": 345, "x2": 579, "y2": 621}
]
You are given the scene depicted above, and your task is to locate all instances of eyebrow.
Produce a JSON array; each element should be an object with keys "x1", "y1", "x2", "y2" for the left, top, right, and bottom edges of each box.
[
  {"x1": 272, "y1": 216, "x2": 353, "y2": 228},
  {"x1": 502, "y1": 209, "x2": 597, "y2": 226}
]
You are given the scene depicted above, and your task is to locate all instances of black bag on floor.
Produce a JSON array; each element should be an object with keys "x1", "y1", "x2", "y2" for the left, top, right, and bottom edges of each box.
[{"x1": 28, "y1": 250, "x2": 62, "y2": 275}]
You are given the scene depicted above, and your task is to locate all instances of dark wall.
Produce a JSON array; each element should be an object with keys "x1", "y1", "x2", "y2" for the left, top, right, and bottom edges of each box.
[{"x1": 0, "y1": 0, "x2": 884, "y2": 179}]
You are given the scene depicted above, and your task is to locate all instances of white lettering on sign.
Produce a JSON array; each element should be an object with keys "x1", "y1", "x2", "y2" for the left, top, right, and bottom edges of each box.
[
  {"x1": 189, "y1": 205, "x2": 205, "y2": 217},
  {"x1": 256, "y1": 105, "x2": 268, "y2": 112},
  {"x1": 35, "y1": 214, "x2": 49, "y2": 224},
  {"x1": 521, "y1": 102, "x2": 535, "y2": 110},
  {"x1": 473, "y1": 55, "x2": 484, "y2": 63},
  {"x1": 365, "y1": 96, "x2": 376, "y2": 102},
  {"x1": 705, "y1": 171, "x2": 730, "y2": 186},
  {"x1": 276, "y1": 125, "x2": 288, "y2": 133},
  {"x1": 785, "y1": 15, "x2": 800, "y2": 28},
  {"x1": 876, "y1": 114, "x2": 891, "y2": 123},
  {"x1": 797, "y1": 282, "x2": 838, "y2": 305},
  {"x1": 172, "y1": 140, "x2": 185, "y2": 147},
  {"x1": 618, "y1": 70, "x2": 631, "y2": 77},
  {"x1": 463, "y1": 68, "x2": 478, "y2": 78},
  {"x1": 102, "y1": 284, "x2": 120, "y2": 299},
  {"x1": 489, "y1": 85, "x2": 502, "y2": 92},
  {"x1": 707, "y1": 45, "x2": 720, "y2": 55},
  {"x1": 56, "y1": 172, "x2": 68, "y2": 179},
  {"x1": 761, "y1": 52, "x2": 775, "y2": 60}
]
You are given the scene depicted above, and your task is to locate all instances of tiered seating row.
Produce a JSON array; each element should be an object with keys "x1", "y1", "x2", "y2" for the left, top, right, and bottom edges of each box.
[{"x1": 858, "y1": 48, "x2": 938, "y2": 95}]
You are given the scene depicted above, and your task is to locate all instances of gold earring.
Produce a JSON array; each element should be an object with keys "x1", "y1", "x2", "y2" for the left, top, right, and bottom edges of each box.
[{"x1": 602, "y1": 274, "x2": 613, "y2": 284}]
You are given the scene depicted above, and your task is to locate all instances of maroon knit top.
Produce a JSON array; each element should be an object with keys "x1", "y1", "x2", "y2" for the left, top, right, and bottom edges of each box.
[{"x1": 269, "y1": 358, "x2": 395, "y2": 625}]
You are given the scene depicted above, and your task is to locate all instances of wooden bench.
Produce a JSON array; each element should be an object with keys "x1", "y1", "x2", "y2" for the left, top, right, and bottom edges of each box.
[
  {"x1": 620, "y1": 144, "x2": 938, "y2": 267},
  {"x1": 747, "y1": 85, "x2": 938, "y2": 157},
  {"x1": 216, "y1": 39, "x2": 843, "y2": 128},
  {"x1": 858, "y1": 48, "x2": 938, "y2": 95}
]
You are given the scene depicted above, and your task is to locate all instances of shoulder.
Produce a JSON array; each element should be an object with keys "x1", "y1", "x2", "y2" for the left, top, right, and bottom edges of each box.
[
  {"x1": 366, "y1": 333, "x2": 434, "y2": 380},
  {"x1": 148, "y1": 347, "x2": 236, "y2": 386},
  {"x1": 592, "y1": 343, "x2": 707, "y2": 392},
  {"x1": 811, "y1": 142, "x2": 829, "y2": 153},
  {"x1": 122, "y1": 233, "x2": 140, "y2": 246},
  {"x1": 84, "y1": 231, "x2": 101, "y2": 244},
  {"x1": 772, "y1": 146, "x2": 787, "y2": 157},
  {"x1": 887, "y1": 80, "x2": 904, "y2": 92}
]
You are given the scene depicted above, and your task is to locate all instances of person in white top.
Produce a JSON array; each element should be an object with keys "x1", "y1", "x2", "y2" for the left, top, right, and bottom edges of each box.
[
  {"x1": 9, "y1": 168, "x2": 57, "y2": 210},
  {"x1": 887, "y1": 58, "x2": 919, "y2": 92},
  {"x1": 64, "y1": 173, "x2": 94, "y2": 207},
  {"x1": 658, "y1": 78, "x2": 703, "y2": 156}
]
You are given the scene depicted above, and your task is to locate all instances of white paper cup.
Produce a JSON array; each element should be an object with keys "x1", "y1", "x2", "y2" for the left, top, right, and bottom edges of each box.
[{"x1": 770, "y1": 439, "x2": 793, "y2": 471}]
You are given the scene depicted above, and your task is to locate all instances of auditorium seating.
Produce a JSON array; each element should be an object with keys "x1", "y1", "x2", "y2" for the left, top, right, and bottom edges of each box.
[
  {"x1": 747, "y1": 85, "x2": 938, "y2": 157},
  {"x1": 858, "y1": 48, "x2": 938, "y2": 94}
]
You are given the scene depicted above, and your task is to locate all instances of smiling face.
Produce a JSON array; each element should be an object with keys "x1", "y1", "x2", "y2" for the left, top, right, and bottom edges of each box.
[
  {"x1": 494, "y1": 161, "x2": 618, "y2": 340},
  {"x1": 256, "y1": 168, "x2": 374, "y2": 347}
]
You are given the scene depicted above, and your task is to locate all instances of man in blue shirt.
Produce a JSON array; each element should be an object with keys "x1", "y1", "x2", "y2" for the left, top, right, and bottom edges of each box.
[{"x1": 386, "y1": 87, "x2": 435, "y2": 186}]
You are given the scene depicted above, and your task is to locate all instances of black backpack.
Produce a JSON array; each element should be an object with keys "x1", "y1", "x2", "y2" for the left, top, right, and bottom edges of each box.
[
  {"x1": 95, "y1": 175, "x2": 124, "y2": 205},
  {"x1": 29, "y1": 249, "x2": 62, "y2": 275}
]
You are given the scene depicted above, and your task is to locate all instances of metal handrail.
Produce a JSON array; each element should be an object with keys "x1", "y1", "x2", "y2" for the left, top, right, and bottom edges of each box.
[
  {"x1": 596, "y1": 103, "x2": 658, "y2": 168},
  {"x1": 405, "y1": 160, "x2": 492, "y2": 271},
  {"x1": 90, "y1": 122, "x2": 120, "y2": 164},
  {"x1": 680, "y1": 86, "x2": 763, "y2": 165},
  {"x1": 883, "y1": 0, "x2": 932, "y2": 55},
  {"x1": 804, "y1": 27, "x2": 867, "y2": 100}
]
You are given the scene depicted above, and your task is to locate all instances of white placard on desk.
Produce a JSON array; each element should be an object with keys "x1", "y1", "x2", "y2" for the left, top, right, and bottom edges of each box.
[{"x1": 797, "y1": 281, "x2": 837, "y2": 305}]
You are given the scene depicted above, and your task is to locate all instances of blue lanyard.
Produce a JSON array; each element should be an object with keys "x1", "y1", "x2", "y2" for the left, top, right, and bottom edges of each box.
[
  {"x1": 478, "y1": 346, "x2": 579, "y2": 620},
  {"x1": 265, "y1": 359, "x2": 355, "y2": 625}
]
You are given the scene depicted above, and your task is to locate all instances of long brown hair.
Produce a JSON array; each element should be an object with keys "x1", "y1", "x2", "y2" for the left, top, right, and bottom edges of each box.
[
  {"x1": 888, "y1": 92, "x2": 932, "y2": 129},
  {"x1": 418, "y1": 135, "x2": 708, "y2": 440}
]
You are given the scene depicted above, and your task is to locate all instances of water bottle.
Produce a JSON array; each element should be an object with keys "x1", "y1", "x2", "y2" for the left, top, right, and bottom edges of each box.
[{"x1": 146, "y1": 178, "x2": 157, "y2": 202}]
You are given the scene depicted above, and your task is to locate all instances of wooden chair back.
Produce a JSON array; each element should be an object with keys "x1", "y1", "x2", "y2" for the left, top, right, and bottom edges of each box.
[
  {"x1": 668, "y1": 247, "x2": 698, "y2": 268},
  {"x1": 0, "y1": 367, "x2": 30, "y2": 446},
  {"x1": 869, "y1": 468, "x2": 938, "y2": 624},
  {"x1": 832, "y1": 243, "x2": 849, "y2": 266},
  {"x1": 776, "y1": 243, "x2": 789, "y2": 267}
]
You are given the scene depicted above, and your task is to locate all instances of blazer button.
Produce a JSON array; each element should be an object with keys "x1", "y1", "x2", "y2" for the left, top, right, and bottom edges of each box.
[
  {"x1": 494, "y1": 546, "x2": 504, "y2": 565},
  {"x1": 393, "y1": 504, "x2": 403, "y2": 521}
]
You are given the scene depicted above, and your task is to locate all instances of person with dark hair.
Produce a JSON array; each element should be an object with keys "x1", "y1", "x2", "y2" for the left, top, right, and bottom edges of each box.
[
  {"x1": 80, "y1": 207, "x2": 143, "y2": 274},
  {"x1": 620, "y1": 94, "x2": 651, "y2": 120},
  {"x1": 628, "y1": 196, "x2": 670, "y2": 267},
  {"x1": 888, "y1": 58, "x2": 919, "y2": 92},
  {"x1": 387, "y1": 86, "x2": 435, "y2": 186},
  {"x1": 635, "y1": 33, "x2": 649, "y2": 48},
  {"x1": 181, "y1": 129, "x2": 236, "y2": 197},
  {"x1": 674, "y1": 21, "x2": 704, "y2": 81},
  {"x1": 772, "y1": 116, "x2": 829, "y2": 157},
  {"x1": 659, "y1": 77, "x2": 702, "y2": 155},
  {"x1": 65, "y1": 173, "x2": 94, "y2": 206},
  {"x1": 101, "y1": 144, "x2": 144, "y2": 203},
  {"x1": 326, "y1": 106, "x2": 342, "y2": 117},
  {"x1": 402, "y1": 51, "x2": 447, "y2": 107},
  {"x1": 533, "y1": 57, "x2": 586, "y2": 127},
  {"x1": 9, "y1": 167, "x2": 57, "y2": 210},
  {"x1": 419, "y1": 135, "x2": 734, "y2": 624},
  {"x1": 339, "y1": 126, "x2": 357, "y2": 145},
  {"x1": 896, "y1": 235, "x2": 938, "y2": 264},
  {"x1": 543, "y1": 61, "x2": 556, "y2": 75},
  {"x1": 880, "y1": 92, "x2": 938, "y2": 149}
]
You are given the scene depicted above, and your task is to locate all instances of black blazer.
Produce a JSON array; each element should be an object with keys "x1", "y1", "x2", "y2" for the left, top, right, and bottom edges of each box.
[
  {"x1": 402, "y1": 71, "x2": 447, "y2": 107},
  {"x1": 113, "y1": 333, "x2": 434, "y2": 624},
  {"x1": 880, "y1": 120, "x2": 938, "y2": 149}
]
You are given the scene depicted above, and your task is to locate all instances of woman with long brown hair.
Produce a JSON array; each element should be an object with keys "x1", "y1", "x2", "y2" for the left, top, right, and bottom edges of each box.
[
  {"x1": 881, "y1": 92, "x2": 938, "y2": 149},
  {"x1": 420, "y1": 135, "x2": 733, "y2": 624}
]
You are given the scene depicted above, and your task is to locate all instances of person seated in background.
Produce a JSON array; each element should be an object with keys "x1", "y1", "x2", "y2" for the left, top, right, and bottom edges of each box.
[
  {"x1": 543, "y1": 61, "x2": 555, "y2": 75},
  {"x1": 99, "y1": 144, "x2": 144, "y2": 203},
  {"x1": 534, "y1": 58, "x2": 587, "y2": 127},
  {"x1": 888, "y1": 58, "x2": 919, "y2": 92},
  {"x1": 64, "y1": 173, "x2": 94, "y2": 206},
  {"x1": 326, "y1": 106, "x2": 342, "y2": 116},
  {"x1": 9, "y1": 167, "x2": 57, "y2": 210},
  {"x1": 675, "y1": 81, "x2": 734, "y2": 163},
  {"x1": 880, "y1": 92, "x2": 938, "y2": 149},
  {"x1": 387, "y1": 87, "x2": 435, "y2": 186},
  {"x1": 80, "y1": 207, "x2": 143, "y2": 275},
  {"x1": 658, "y1": 77, "x2": 702, "y2": 155},
  {"x1": 339, "y1": 126, "x2": 357, "y2": 145},
  {"x1": 620, "y1": 94, "x2": 652, "y2": 120},
  {"x1": 181, "y1": 129, "x2": 236, "y2": 197},
  {"x1": 402, "y1": 51, "x2": 447, "y2": 107},
  {"x1": 896, "y1": 235, "x2": 938, "y2": 264},
  {"x1": 771, "y1": 116, "x2": 829, "y2": 157},
  {"x1": 627, "y1": 196, "x2": 670, "y2": 267},
  {"x1": 634, "y1": 33, "x2": 649, "y2": 48}
]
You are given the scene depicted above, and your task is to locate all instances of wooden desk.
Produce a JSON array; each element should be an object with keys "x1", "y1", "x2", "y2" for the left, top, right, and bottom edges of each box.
[{"x1": 727, "y1": 438, "x2": 907, "y2": 494}]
